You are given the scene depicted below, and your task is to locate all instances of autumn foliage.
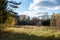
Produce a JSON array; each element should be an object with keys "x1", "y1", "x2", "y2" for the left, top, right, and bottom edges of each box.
[{"x1": 50, "y1": 14, "x2": 60, "y2": 27}]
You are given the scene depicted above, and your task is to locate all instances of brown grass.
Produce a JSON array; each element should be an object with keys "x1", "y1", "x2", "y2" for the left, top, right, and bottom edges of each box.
[{"x1": 0, "y1": 26, "x2": 60, "y2": 40}]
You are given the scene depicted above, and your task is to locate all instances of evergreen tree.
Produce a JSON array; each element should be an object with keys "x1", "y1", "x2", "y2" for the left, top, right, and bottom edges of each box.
[{"x1": 0, "y1": 0, "x2": 21, "y2": 32}]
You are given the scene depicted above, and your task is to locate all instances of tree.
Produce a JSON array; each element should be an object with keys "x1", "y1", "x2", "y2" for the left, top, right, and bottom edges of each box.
[
  {"x1": 50, "y1": 13, "x2": 60, "y2": 26},
  {"x1": 32, "y1": 17, "x2": 39, "y2": 21},
  {"x1": 0, "y1": 0, "x2": 21, "y2": 32},
  {"x1": 26, "y1": 16, "x2": 30, "y2": 21}
]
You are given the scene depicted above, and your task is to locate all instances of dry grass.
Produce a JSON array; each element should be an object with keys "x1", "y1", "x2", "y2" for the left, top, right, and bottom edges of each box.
[
  {"x1": 5, "y1": 26, "x2": 60, "y2": 37},
  {"x1": 1, "y1": 26, "x2": 60, "y2": 40}
]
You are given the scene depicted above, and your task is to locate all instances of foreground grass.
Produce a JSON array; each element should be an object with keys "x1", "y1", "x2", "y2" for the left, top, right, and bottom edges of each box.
[{"x1": 0, "y1": 26, "x2": 60, "y2": 40}]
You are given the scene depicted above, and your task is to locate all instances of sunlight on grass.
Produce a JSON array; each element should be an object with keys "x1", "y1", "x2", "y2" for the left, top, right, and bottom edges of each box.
[{"x1": 5, "y1": 26, "x2": 60, "y2": 38}]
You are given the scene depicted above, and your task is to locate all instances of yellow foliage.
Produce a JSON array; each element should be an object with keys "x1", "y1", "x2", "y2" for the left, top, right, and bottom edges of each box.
[
  {"x1": 50, "y1": 14, "x2": 60, "y2": 26},
  {"x1": 4, "y1": 16, "x2": 16, "y2": 28}
]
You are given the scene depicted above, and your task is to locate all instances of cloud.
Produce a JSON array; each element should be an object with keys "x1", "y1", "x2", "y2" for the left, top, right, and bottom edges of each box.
[
  {"x1": 17, "y1": 0, "x2": 60, "y2": 18},
  {"x1": 29, "y1": 0, "x2": 60, "y2": 12},
  {"x1": 19, "y1": 10, "x2": 51, "y2": 18},
  {"x1": 19, "y1": 11, "x2": 39, "y2": 17}
]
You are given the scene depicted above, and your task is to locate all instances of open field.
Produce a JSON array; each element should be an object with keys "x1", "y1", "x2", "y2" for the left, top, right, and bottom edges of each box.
[{"x1": 0, "y1": 26, "x2": 60, "y2": 40}]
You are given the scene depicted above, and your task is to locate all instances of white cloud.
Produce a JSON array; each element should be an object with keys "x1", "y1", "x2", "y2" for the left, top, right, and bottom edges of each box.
[
  {"x1": 33, "y1": 0, "x2": 45, "y2": 3},
  {"x1": 19, "y1": 10, "x2": 50, "y2": 19},
  {"x1": 19, "y1": 11, "x2": 39, "y2": 17},
  {"x1": 18, "y1": 0, "x2": 60, "y2": 18},
  {"x1": 53, "y1": 6, "x2": 60, "y2": 10},
  {"x1": 29, "y1": 0, "x2": 60, "y2": 12}
]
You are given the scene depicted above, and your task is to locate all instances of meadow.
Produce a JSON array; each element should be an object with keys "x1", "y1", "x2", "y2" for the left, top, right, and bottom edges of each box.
[{"x1": 0, "y1": 26, "x2": 60, "y2": 40}]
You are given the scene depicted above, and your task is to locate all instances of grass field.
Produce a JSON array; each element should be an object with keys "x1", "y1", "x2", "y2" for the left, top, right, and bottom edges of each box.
[{"x1": 0, "y1": 26, "x2": 60, "y2": 40}]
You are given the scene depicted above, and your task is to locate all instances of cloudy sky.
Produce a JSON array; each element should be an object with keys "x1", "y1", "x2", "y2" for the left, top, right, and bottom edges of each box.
[{"x1": 8, "y1": 0, "x2": 60, "y2": 18}]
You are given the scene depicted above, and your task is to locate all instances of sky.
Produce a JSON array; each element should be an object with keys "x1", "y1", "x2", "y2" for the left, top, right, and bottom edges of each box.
[{"x1": 8, "y1": 0, "x2": 60, "y2": 18}]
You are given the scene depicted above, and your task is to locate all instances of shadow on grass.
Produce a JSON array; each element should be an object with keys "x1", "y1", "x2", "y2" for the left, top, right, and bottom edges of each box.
[{"x1": 0, "y1": 32, "x2": 60, "y2": 40}]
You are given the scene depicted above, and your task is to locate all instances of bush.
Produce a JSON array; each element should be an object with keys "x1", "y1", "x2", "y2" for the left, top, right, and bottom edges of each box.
[
  {"x1": 4, "y1": 16, "x2": 16, "y2": 28},
  {"x1": 0, "y1": 13, "x2": 16, "y2": 32}
]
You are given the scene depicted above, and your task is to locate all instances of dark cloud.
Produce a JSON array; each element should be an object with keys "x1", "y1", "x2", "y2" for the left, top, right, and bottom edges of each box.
[{"x1": 36, "y1": 0, "x2": 60, "y2": 7}]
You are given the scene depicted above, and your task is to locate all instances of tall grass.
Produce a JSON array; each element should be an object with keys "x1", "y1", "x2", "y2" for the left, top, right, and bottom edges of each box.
[{"x1": 1, "y1": 26, "x2": 60, "y2": 40}]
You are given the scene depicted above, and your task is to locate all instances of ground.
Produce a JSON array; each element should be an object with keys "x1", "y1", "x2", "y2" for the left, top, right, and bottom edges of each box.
[{"x1": 0, "y1": 25, "x2": 60, "y2": 40}]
